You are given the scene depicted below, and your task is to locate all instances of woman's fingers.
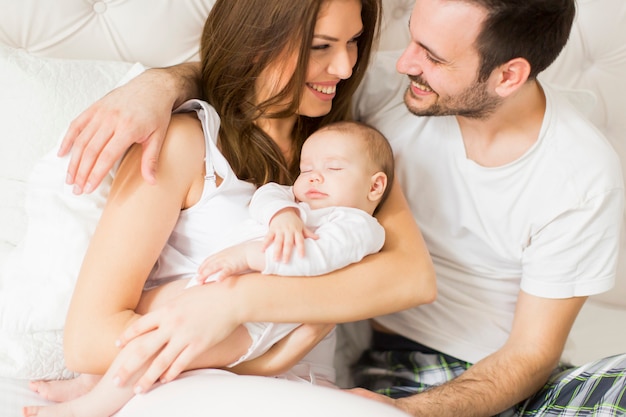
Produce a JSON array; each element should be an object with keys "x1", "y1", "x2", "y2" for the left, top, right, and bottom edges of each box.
[
  {"x1": 132, "y1": 342, "x2": 185, "y2": 392},
  {"x1": 113, "y1": 330, "x2": 167, "y2": 388},
  {"x1": 116, "y1": 311, "x2": 160, "y2": 349}
]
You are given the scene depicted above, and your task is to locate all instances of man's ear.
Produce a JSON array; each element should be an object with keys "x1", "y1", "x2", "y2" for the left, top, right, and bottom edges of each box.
[
  {"x1": 368, "y1": 172, "x2": 388, "y2": 202},
  {"x1": 494, "y1": 57, "x2": 531, "y2": 98}
]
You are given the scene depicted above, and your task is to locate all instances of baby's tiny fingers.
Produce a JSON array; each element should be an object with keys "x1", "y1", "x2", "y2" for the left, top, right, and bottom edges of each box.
[
  {"x1": 261, "y1": 232, "x2": 276, "y2": 252},
  {"x1": 272, "y1": 235, "x2": 285, "y2": 261},
  {"x1": 295, "y1": 233, "x2": 306, "y2": 258},
  {"x1": 281, "y1": 239, "x2": 294, "y2": 263}
]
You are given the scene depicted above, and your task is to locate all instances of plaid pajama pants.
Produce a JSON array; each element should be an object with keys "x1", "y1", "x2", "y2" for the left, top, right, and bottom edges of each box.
[{"x1": 352, "y1": 332, "x2": 626, "y2": 416}]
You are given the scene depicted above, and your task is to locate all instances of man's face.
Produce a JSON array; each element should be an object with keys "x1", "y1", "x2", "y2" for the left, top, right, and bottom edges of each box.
[{"x1": 396, "y1": 0, "x2": 502, "y2": 118}]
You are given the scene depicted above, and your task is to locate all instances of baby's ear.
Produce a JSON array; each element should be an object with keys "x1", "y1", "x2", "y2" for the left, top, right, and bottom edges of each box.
[{"x1": 368, "y1": 172, "x2": 387, "y2": 202}]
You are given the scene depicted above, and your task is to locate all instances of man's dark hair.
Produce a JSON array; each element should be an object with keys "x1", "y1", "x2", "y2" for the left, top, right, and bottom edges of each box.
[{"x1": 469, "y1": 0, "x2": 576, "y2": 81}]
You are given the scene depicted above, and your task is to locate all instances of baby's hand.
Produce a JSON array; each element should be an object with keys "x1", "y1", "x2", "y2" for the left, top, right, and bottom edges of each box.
[
  {"x1": 196, "y1": 241, "x2": 262, "y2": 283},
  {"x1": 263, "y1": 208, "x2": 317, "y2": 263}
]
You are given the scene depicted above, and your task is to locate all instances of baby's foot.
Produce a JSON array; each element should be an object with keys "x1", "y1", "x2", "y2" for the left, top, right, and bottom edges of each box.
[
  {"x1": 29, "y1": 374, "x2": 101, "y2": 402},
  {"x1": 23, "y1": 402, "x2": 76, "y2": 417}
]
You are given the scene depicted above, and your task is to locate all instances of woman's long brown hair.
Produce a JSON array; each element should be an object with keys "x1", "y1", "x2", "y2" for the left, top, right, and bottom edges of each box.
[{"x1": 200, "y1": 0, "x2": 381, "y2": 186}]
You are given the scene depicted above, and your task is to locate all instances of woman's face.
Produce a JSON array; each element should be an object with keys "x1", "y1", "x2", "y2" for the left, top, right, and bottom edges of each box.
[{"x1": 256, "y1": 0, "x2": 364, "y2": 118}]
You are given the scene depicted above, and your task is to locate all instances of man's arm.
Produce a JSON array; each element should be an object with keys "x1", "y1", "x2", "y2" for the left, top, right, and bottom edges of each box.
[
  {"x1": 59, "y1": 62, "x2": 202, "y2": 194},
  {"x1": 354, "y1": 292, "x2": 586, "y2": 417}
]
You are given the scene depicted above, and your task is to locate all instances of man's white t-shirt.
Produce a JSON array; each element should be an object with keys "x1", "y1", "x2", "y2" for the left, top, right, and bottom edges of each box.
[{"x1": 354, "y1": 51, "x2": 624, "y2": 363}]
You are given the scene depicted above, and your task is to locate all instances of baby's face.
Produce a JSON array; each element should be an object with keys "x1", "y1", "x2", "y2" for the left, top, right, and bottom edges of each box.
[{"x1": 293, "y1": 129, "x2": 375, "y2": 211}]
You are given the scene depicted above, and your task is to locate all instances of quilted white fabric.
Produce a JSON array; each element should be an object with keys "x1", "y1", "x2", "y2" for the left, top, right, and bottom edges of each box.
[
  {"x1": 0, "y1": 47, "x2": 143, "y2": 379},
  {"x1": 0, "y1": 47, "x2": 135, "y2": 249},
  {"x1": 0, "y1": 0, "x2": 216, "y2": 67}
]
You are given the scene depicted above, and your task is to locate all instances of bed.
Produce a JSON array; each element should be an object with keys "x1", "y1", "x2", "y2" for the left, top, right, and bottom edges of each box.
[{"x1": 1, "y1": 0, "x2": 625, "y2": 415}]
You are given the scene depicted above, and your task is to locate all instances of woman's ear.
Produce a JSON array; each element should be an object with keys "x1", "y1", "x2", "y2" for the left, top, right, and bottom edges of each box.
[
  {"x1": 494, "y1": 57, "x2": 531, "y2": 98},
  {"x1": 368, "y1": 172, "x2": 388, "y2": 203}
]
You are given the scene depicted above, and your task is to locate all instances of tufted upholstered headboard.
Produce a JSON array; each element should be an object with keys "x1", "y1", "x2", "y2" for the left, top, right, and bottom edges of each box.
[
  {"x1": 0, "y1": 1, "x2": 214, "y2": 67},
  {"x1": 2, "y1": 0, "x2": 624, "y2": 188},
  {"x1": 2, "y1": 0, "x2": 624, "y2": 169},
  {"x1": 1, "y1": 0, "x2": 625, "y2": 369}
]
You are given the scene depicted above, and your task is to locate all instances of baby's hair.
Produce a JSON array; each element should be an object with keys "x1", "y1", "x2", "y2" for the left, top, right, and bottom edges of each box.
[{"x1": 318, "y1": 121, "x2": 395, "y2": 209}]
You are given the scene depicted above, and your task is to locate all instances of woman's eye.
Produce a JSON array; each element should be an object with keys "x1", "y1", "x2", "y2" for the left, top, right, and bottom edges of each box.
[
  {"x1": 348, "y1": 34, "x2": 361, "y2": 45},
  {"x1": 312, "y1": 44, "x2": 329, "y2": 51}
]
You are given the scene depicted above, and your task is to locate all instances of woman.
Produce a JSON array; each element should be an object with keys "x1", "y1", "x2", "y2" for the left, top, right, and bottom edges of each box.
[{"x1": 34, "y1": 0, "x2": 435, "y2": 403}]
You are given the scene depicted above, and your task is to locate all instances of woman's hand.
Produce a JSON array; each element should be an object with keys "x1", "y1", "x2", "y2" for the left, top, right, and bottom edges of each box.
[{"x1": 113, "y1": 283, "x2": 242, "y2": 393}]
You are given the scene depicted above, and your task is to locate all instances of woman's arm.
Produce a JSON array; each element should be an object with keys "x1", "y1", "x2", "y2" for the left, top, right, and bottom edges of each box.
[
  {"x1": 59, "y1": 62, "x2": 202, "y2": 195},
  {"x1": 236, "y1": 180, "x2": 437, "y2": 321},
  {"x1": 63, "y1": 113, "x2": 206, "y2": 375},
  {"x1": 115, "y1": 179, "x2": 436, "y2": 389}
]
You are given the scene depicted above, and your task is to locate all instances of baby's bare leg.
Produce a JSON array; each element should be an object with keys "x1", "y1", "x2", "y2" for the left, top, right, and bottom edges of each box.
[
  {"x1": 29, "y1": 374, "x2": 101, "y2": 402},
  {"x1": 23, "y1": 342, "x2": 157, "y2": 417},
  {"x1": 23, "y1": 326, "x2": 252, "y2": 417}
]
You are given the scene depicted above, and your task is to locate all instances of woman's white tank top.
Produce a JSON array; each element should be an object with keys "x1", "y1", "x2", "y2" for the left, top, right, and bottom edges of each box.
[{"x1": 144, "y1": 100, "x2": 256, "y2": 289}]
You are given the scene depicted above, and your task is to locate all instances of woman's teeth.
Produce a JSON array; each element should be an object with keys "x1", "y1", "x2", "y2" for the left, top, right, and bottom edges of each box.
[{"x1": 309, "y1": 84, "x2": 336, "y2": 94}]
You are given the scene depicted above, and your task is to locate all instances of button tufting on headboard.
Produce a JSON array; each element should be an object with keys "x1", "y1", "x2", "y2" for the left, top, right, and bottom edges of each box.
[
  {"x1": 0, "y1": 0, "x2": 216, "y2": 67},
  {"x1": 92, "y1": 1, "x2": 107, "y2": 13}
]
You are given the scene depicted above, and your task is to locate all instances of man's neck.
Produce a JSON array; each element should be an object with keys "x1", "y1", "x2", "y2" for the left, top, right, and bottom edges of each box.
[{"x1": 457, "y1": 80, "x2": 546, "y2": 167}]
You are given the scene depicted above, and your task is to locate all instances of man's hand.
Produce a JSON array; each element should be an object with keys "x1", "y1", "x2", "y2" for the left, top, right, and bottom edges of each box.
[
  {"x1": 59, "y1": 62, "x2": 201, "y2": 194},
  {"x1": 347, "y1": 387, "x2": 398, "y2": 407}
]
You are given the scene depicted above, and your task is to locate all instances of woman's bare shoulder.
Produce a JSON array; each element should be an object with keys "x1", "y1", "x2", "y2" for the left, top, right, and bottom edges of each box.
[{"x1": 160, "y1": 112, "x2": 206, "y2": 168}]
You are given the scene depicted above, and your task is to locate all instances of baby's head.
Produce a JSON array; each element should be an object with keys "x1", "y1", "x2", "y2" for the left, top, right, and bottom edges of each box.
[{"x1": 293, "y1": 121, "x2": 394, "y2": 215}]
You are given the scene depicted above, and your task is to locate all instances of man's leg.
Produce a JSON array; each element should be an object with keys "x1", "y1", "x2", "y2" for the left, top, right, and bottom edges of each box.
[
  {"x1": 514, "y1": 353, "x2": 626, "y2": 417},
  {"x1": 351, "y1": 331, "x2": 471, "y2": 398}
]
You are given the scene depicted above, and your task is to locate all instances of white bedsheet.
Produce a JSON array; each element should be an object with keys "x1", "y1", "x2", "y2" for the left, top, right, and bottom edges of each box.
[{"x1": 0, "y1": 370, "x2": 409, "y2": 417}]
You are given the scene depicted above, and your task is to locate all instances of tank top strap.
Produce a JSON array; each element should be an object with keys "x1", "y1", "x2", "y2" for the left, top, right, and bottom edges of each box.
[{"x1": 173, "y1": 99, "x2": 220, "y2": 185}]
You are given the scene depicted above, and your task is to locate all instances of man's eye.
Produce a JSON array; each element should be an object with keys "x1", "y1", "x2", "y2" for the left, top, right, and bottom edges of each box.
[{"x1": 425, "y1": 53, "x2": 441, "y2": 64}]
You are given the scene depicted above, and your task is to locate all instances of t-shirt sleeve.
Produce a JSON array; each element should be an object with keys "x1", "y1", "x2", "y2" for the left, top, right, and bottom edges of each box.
[{"x1": 521, "y1": 188, "x2": 624, "y2": 298}]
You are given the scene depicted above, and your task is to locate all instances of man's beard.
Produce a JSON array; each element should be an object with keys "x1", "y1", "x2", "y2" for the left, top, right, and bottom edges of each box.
[{"x1": 404, "y1": 76, "x2": 501, "y2": 119}]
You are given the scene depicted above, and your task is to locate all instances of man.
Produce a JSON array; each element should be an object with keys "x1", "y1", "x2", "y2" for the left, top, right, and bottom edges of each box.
[
  {"x1": 59, "y1": 0, "x2": 626, "y2": 415},
  {"x1": 347, "y1": 1, "x2": 625, "y2": 416}
]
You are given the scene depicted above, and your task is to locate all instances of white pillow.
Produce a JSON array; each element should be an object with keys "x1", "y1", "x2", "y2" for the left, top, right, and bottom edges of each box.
[
  {"x1": 0, "y1": 46, "x2": 143, "y2": 379},
  {"x1": 0, "y1": 46, "x2": 136, "y2": 249}
]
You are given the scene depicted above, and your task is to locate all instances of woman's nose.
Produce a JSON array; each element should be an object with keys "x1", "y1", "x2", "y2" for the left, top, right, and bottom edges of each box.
[{"x1": 328, "y1": 48, "x2": 356, "y2": 80}]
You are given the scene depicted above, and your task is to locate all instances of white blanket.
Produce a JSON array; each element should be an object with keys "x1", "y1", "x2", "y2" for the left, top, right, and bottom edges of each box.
[
  {"x1": 0, "y1": 50, "x2": 143, "y2": 379},
  {"x1": 0, "y1": 148, "x2": 110, "y2": 379}
]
